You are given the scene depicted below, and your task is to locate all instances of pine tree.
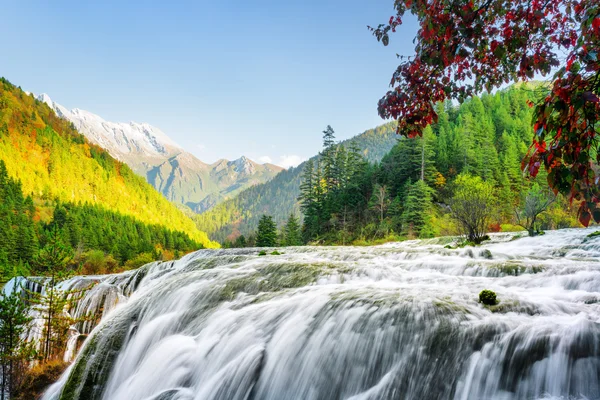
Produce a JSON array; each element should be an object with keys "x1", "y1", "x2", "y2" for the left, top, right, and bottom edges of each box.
[
  {"x1": 298, "y1": 159, "x2": 319, "y2": 241},
  {"x1": 34, "y1": 227, "x2": 73, "y2": 276},
  {"x1": 401, "y1": 180, "x2": 434, "y2": 238},
  {"x1": 32, "y1": 227, "x2": 74, "y2": 361},
  {"x1": 256, "y1": 215, "x2": 278, "y2": 247},
  {"x1": 0, "y1": 285, "x2": 33, "y2": 399},
  {"x1": 321, "y1": 125, "x2": 338, "y2": 192},
  {"x1": 29, "y1": 285, "x2": 87, "y2": 362},
  {"x1": 283, "y1": 214, "x2": 302, "y2": 246}
]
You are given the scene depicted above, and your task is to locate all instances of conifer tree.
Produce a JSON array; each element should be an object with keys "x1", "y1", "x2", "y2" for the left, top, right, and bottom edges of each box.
[
  {"x1": 298, "y1": 159, "x2": 319, "y2": 242},
  {"x1": 0, "y1": 285, "x2": 33, "y2": 399},
  {"x1": 321, "y1": 126, "x2": 338, "y2": 193},
  {"x1": 32, "y1": 227, "x2": 74, "y2": 361},
  {"x1": 282, "y1": 214, "x2": 302, "y2": 246},
  {"x1": 401, "y1": 180, "x2": 434, "y2": 238},
  {"x1": 256, "y1": 215, "x2": 278, "y2": 247}
]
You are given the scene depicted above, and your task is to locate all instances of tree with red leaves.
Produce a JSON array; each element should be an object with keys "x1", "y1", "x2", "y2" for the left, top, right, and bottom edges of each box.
[{"x1": 371, "y1": 0, "x2": 600, "y2": 225}]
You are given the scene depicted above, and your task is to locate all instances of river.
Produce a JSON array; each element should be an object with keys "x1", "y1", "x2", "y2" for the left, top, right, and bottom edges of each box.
[{"x1": 20, "y1": 228, "x2": 600, "y2": 399}]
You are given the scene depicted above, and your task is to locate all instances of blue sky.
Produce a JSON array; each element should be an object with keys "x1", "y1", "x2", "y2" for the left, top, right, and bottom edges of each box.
[{"x1": 1, "y1": 0, "x2": 417, "y2": 167}]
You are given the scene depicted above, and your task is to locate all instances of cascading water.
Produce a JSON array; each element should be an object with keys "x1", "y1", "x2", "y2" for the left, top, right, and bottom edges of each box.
[{"x1": 28, "y1": 228, "x2": 600, "y2": 399}]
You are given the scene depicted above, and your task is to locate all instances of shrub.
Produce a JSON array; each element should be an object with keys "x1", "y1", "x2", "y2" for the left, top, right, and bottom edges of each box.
[
  {"x1": 16, "y1": 360, "x2": 69, "y2": 400},
  {"x1": 479, "y1": 289, "x2": 498, "y2": 306},
  {"x1": 270, "y1": 251, "x2": 282, "y2": 255},
  {"x1": 449, "y1": 174, "x2": 496, "y2": 244},
  {"x1": 124, "y1": 252, "x2": 156, "y2": 270},
  {"x1": 258, "y1": 251, "x2": 267, "y2": 256},
  {"x1": 500, "y1": 224, "x2": 526, "y2": 232}
]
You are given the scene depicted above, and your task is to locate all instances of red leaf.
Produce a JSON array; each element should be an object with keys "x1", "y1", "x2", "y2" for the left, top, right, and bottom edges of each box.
[
  {"x1": 529, "y1": 161, "x2": 541, "y2": 177},
  {"x1": 579, "y1": 206, "x2": 591, "y2": 227}
]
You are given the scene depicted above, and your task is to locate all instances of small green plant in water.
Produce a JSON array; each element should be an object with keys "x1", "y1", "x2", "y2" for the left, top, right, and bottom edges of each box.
[
  {"x1": 258, "y1": 251, "x2": 267, "y2": 256},
  {"x1": 271, "y1": 251, "x2": 282, "y2": 255},
  {"x1": 479, "y1": 289, "x2": 498, "y2": 306}
]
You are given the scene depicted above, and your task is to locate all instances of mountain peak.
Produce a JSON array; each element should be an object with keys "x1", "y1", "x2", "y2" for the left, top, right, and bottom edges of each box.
[
  {"x1": 36, "y1": 93, "x2": 54, "y2": 106},
  {"x1": 230, "y1": 156, "x2": 257, "y2": 174},
  {"x1": 35, "y1": 94, "x2": 182, "y2": 160}
]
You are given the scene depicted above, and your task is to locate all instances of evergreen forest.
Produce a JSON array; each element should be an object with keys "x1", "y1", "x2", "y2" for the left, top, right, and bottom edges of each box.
[{"x1": 226, "y1": 85, "x2": 580, "y2": 247}]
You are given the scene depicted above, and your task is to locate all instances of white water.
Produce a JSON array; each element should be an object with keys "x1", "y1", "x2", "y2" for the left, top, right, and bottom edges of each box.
[{"x1": 20, "y1": 228, "x2": 600, "y2": 399}]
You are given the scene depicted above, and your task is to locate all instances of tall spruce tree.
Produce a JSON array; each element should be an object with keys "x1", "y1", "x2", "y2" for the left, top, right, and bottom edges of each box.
[
  {"x1": 299, "y1": 159, "x2": 320, "y2": 242},
  {"x1": 321, "y1": 126, "x2": 338, "y2": 193},
  {"x1": 401, "y1": 180, "x2": 434, "y2": 238},
  {"x1": 282, "y1": 214, "x2": 303, "y2": 246},
  {"x1": 256, "y1": 215, "x2": 278, "y2": 247}
]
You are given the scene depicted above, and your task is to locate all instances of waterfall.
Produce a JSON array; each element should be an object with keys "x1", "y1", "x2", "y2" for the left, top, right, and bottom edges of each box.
[{"x1": 13, "y1": 228, "x2": 600, "y2": 399}]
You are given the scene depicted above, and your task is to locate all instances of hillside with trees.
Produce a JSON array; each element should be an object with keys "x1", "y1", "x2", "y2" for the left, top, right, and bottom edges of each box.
[
  {"x1": 0, "y1": 77, "x2": 216, "y2": 248},
  {"x1": 195, "y1": 122, "x2": 399, "y2": 243},
  {"x1": 0, "y1": 158, "x2": 202, "y2": 281},
  {"x1": 294, "y1": 85, "x2": 579, "y2": 245},
  {"x1": 225, "y1": 85, "x2": 580, "y2": 247}
]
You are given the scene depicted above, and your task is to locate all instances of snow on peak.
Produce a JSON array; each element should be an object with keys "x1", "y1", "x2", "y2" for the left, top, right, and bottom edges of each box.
[
  {"x1": 37, "y1": 93, "x2": 54, "y2": 106},
  {"x1": 34, "y1": 93, "x2": 183, "y2": 159}
]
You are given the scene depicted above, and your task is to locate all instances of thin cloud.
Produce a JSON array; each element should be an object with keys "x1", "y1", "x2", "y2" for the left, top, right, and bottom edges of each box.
[
  {"x1": 278, "y1": 155, "x2": 305, "y2": 169},
  {"x1": 258, "y1": 156, "x2": 273, "y2": 164}
]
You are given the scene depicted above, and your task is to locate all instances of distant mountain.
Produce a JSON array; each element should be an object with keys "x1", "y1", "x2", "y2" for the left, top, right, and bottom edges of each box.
[
  {"x1": 196, "y1": 122, "x2": 399, "y2": 242},
  {"x1": 36, "y1": 94, "x2": 283, "y2": 212},
  {"x1": 0, "y1": 78, "x2": 217, "y2": 248}
]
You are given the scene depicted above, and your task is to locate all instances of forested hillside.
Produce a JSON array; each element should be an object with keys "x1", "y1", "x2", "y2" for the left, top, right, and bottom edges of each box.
[
  {"x1": 0, "y1": 160, "x2": 201, "y2": 279},
  {"x1": 295, "y1": 84, "x2": 579, "y2": 244},
  {"x1": 195, "y1": 122, "x2": 399, "y2": 242},
  {"x1": 0, "y1": 78, "x2": 216, "y2": 248}
]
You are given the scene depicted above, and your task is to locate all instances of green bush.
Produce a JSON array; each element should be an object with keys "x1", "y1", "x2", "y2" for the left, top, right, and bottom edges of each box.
[
  {"x1": 258, "y1": 251, "x2": 267, "y2": 256},
  {"x1": 270, "y1": 250, "x2": 282, "y2": 255},
  {"x1": 500, "y1": 224, "x2": 526, "y2": 232},
  {"x1": 479, "y1": 289, "x2": 498, "y2": 306},
  {"x1": 124, "y1": 252, "x2": 155, "y2": 270}
]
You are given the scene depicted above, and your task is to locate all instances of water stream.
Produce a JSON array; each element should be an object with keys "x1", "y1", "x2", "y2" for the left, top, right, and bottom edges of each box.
[{"x1": 23, "y1": 228, "x2": 600, "y2": 399}]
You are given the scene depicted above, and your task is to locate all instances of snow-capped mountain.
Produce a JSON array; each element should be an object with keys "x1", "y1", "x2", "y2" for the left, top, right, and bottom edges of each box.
[
  {"x1": 36, "y1": 93, "x2": 283, "y2": 213},
  {"x1": 36, "y1": 93, "x2": 182, "y2": 169}
]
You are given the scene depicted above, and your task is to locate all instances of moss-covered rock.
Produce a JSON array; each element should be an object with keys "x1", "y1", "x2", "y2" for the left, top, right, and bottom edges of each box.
[
  {"x1": 487, "y1": 262, "x2": 545, "y2": 276},
  {"x1": 219, "y1": 263, "x2": 322, "y2": 301},
  {"x1": 59, "y1": 309, "x2": 138, "y2": 400},
  {"x1": 479, "y1": 249, "x2": 493, "y2": 259},
  {"x1": 479, "y1": 289, "x2": 498, "y2": 306}
]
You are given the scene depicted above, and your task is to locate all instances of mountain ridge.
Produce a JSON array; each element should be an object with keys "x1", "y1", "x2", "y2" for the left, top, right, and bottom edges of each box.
[{"x1": 36, "y1": 93, "x2": 283, "y2": 212}]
